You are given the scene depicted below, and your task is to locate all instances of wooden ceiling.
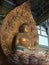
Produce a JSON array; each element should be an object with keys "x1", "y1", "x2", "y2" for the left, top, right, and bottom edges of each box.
[{"x1": 30, "y1": 0, "x2": 49, "y2": 25}]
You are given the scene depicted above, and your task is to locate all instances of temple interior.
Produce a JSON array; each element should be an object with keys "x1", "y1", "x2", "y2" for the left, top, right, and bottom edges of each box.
[{"x1": 0, "y1": 0, "x2": 49, "y2": 65}]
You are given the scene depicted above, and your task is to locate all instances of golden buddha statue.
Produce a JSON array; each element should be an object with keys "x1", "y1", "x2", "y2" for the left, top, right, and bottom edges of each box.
[{"x1": 0, "y1": 0, "x2": 49, "y2": 65}]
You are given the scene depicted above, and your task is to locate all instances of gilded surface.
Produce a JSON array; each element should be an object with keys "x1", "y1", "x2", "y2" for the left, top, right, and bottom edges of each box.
[{"x1": 0, "y1": 0, "x2": 49, "y2": 65}]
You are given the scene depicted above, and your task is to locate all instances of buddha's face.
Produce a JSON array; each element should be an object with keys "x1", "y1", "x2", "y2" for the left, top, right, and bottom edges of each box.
[{"x1": 19, "y1": 23, "x2": 31, "y2": 33}]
